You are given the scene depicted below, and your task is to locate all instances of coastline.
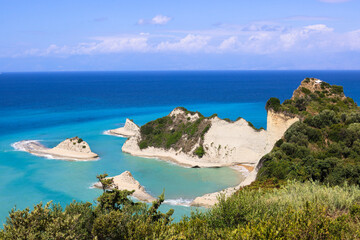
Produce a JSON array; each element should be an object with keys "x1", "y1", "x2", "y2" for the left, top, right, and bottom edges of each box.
[
  {"x1": 122, "y1": 144, "x2": 252, "y2": 207},
  {"x1": 117, "y1": 108, "x2": 299, "y2": 207},
  {"x1": 190, "y1": 166, "x2": 257, "y2": 207}
]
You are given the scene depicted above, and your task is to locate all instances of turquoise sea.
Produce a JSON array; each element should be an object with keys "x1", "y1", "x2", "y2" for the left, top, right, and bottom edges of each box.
[{"x1": 1, "y1": 71, "x2": 360, "y2": 223}]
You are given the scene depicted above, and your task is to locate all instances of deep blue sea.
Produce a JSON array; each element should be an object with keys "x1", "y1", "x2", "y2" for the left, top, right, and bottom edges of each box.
[{"x1": 1, "y1": 71, "x2": 360, "y2": 223}]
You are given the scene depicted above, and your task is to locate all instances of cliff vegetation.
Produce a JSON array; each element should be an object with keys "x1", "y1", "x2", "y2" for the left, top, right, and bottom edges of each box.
[{"x1": 259, "y1": 78, "x2": 360, "y2": 186}]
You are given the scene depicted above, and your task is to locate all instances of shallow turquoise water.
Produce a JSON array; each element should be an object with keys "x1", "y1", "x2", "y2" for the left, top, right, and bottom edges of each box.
[{"x1": 0, "y1": 102, "x2": 266, "y2": 223}]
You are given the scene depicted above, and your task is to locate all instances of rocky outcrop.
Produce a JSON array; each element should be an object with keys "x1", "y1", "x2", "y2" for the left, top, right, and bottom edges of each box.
[
  {"x1": 291, "y1": 77, "x2": 346, "y2": 100},
  {"x1": 107, "y1": 119, "x2": 140, "y2": 138},
  {"x1": 122, "y1": 108, "x2": 298, "y2": 168},
  {"x1": 12, "y1": 137, "x2": 98, "y2": 161},
  {"x1": 54, "y1": 137, "x2": 93, "y2": 154},
  {"x1": 93, "y1": 171, "x2": 156, "y2": 203}
]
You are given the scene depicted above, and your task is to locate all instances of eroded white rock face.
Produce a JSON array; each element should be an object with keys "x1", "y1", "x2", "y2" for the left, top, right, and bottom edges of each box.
[
  {"x1": 266, "y1": 110, "x2": 300, "y2": 151},
  {"x1": 202, "y1": 117, "x2": 267, "y2": 165},
  {"x1": 108, "y1": 119, "x2": 140, "y2": 137},
  {"x1": 93, "y1": 171, "x2": 156, "y2": 203}
]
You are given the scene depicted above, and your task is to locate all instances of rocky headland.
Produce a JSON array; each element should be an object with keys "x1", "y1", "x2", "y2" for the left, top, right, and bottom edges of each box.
[
  {"x1": 13, "y1": 136, "x2": 98, "y2": 161},
  {"x1": 118, "y1": 78, "x2": 345, "y2": 207}
]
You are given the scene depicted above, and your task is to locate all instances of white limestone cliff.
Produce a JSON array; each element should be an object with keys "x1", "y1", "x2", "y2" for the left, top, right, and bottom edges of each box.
[
  {"x1": 122, "y1": 108, "x2": 298, "y2": 168},
  {"x1": 266, "y1": 110, "x2": 300, "y2": 151}
]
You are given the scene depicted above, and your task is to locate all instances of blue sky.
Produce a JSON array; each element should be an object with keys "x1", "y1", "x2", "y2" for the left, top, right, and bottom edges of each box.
[{"x1": 1, "y1": 0, "x2": 360, "y2": 71}]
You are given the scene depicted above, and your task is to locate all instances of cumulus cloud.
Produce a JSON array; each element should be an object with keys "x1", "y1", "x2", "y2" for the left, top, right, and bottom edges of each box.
[
  {"x1": 25, "y1": 36, "x2": 149, "y2": 56},
  {"x1": 138, "y1": 15, "x2": 171, "y2": 25},
  {"x1": 151, "y1": 15, "x2": 171, "y2": 25},
  {"x1": 218, "y1": 24, "x2": 350, "y2": 54},
  {"x1": 157, "y1": 34, "x2": 210, "y2": 52},
  {"x1": 21, "y1": 23, "x2": 360, "y2": 57}
]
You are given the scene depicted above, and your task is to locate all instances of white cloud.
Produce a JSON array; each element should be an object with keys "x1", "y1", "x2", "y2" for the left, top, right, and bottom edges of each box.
[
  {"x1": 20, "y1": 23, "x2": 360, "y2": 57},
  {"x1": 151, "y1": 15, "x2": 171, "y2": 25},
  {"x1": 138, "y1": 15, "x2": 171, "y2": 25},
  {"x1": 157, "y1": 34, "x2": 210, "y2": 52},
  {"x1": 219, "y1": 36, "x2": 238, "y2": 50},
  {"x1": 346, "y1": 30, "x2": 360, "y2": 50},
  {"x1": 304, "y1": 24, "x2": 333, "y2": 32},
  {"x1": 25, "y1": 36, "x2": 149, "y2": 56}
]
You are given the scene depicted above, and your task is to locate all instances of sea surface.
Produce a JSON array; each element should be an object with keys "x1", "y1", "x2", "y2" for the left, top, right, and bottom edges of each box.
[{"x1": 0, "y1": 71, "x2": 360, "y2": 223}]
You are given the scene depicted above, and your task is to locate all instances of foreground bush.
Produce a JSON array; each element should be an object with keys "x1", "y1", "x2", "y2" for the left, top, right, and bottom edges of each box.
[{"x1": 1, "y1": 181, "x2": 360, "y2": 239}]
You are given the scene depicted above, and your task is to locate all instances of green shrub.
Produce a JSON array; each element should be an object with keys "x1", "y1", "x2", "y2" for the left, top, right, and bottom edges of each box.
[
  {"x1": 275, "y1": 139, "x2": 284, "y2": 147},
  {"x1": 301, "y1": 87, "x2": 311, "y2": 95},
  {"x1": 139, "y1": 140, "x2": 148, "y2": 149},
  {"x1": 265, "y1": 97, "x2": 281, "y2": 111},
  {"x1": 201, "y1": 124, "x2": 211, "y2": 136},
  {"x1": 295, "y1": 98, "x2": 308, "y2": 111},
  {"x1": 194, "y1": 145, "x2": 205, "y2": 158},
  {"x1": 331, "y1": 85, "x2": 344, "y2": 95},
  {"x1": 165, "y1": 132, "x2": 182, "y2": 149}
]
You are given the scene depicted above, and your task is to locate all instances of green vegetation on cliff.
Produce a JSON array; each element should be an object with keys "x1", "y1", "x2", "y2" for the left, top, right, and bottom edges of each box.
[
  {"x1": 266, "y1": 78, "x2": 355, "y2": 118},
  {"x1": 138, "y1": 108, "x2": 211, "y2": 157},
  {"x1": 137, "y1": 107, "x2": 263, "y2": 158},
  {"x1": 259, "y1": 78, "x2": 360, "y2": 186}
]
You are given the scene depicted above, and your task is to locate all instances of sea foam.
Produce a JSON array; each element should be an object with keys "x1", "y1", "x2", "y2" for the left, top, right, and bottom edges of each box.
[{"x1": 164, "y1": 198, "x2": 193, "y2": 207}]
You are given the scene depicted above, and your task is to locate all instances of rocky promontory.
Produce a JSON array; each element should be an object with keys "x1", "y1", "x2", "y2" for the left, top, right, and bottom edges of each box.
[
  {"x1": 106, "y1": 119, "x2": 140, "y2": 138},
  {"x1": 13, "y1": 137, "x2": 98, "y2": 161},
  {"x1": 114, "y1": 78, "x2": 351, "y2": 207},
  {"x1": 122, "y1": 107, "x2": 298, "y2": 168}
]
